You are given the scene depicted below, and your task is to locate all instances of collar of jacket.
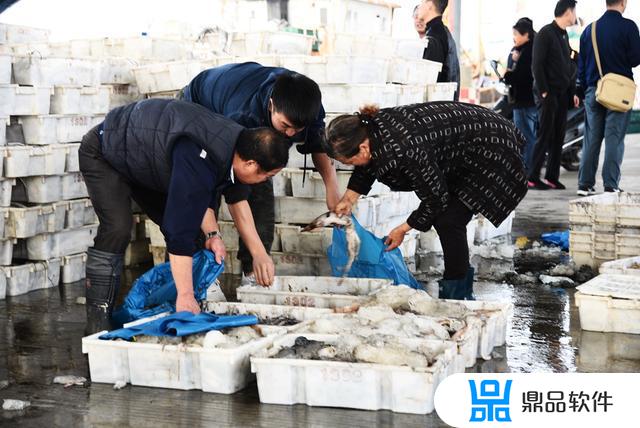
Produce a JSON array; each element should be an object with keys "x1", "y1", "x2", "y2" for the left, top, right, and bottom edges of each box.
[
  {"x1": 425, "y1": 15, "x2": 444, "y2": 32},
  {"x1": 551, "y1": 20, "x2": 568, "y2": 36}
]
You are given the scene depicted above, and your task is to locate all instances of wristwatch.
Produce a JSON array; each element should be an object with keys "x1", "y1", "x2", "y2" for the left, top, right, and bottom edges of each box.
[{"x1": 205, "y1": 231, "x2": 223, "y2": 241}]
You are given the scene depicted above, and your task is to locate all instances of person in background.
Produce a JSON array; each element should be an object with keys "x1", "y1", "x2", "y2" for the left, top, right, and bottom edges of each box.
[
  {"x1": 416, "y1": 0, "x2": 461, "y2": 100},
  {"x1": 413, "y1": 4, "x2": 427, "y2": 38},
  {"x1": 504, "y1": 18, "x2": 538, "y2": 171},
  {"x1": 79, "y1": 99, "x2": 289, "y2": 333},
  {"x1": 326, "y1": 103, "x2": 528, "y2": 300},
  {"x1": 181, "y1": 62, "x2": 340, "y2": 285},
  {"x1": 577, "y1": 0, "x2": 640, "y2": 195},
  {"x1": 528, "y1": 0, "x2": 581, "y2": 190}
]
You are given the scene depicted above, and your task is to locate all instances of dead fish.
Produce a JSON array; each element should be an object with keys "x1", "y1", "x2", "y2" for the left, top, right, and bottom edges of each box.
[
  {"x1": 2, "y1": 399, "x2": 30, "y2": 411},
  {"x1": 113, "y1": 381, "x2": 127, "y2": 390},
  {"x1": 303, "y1": 212, "x2": 361, "y2": 277},
  {"x1": 53, "y1": 375, "x2": 87, "y2": 387}
]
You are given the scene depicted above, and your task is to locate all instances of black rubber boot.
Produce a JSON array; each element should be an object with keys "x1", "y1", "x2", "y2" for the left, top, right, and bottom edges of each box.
[
  {"x1": 85, "y1": 247, "x2": 124, "y2": 335},
  {"x1": 464, "y1": 267, "x2": 476, "y2": 301},
  {"x1": 438, "y1": 277, "x2": 468, "y2": 300}
]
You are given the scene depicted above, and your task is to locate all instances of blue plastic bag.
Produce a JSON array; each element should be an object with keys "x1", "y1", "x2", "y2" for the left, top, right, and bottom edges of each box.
[
  {"x1": 111, "y1": 250, "x2": 225, "y2": 326},
  {"x1": 100, "y1": 312, "x2": 258, "y2": 341},
  {"x1": 541, "y1": 230, "x2": 569, "y2": 251},
  {"x1": 328, "y1": 215, "x2": 422, "y2": 289}
]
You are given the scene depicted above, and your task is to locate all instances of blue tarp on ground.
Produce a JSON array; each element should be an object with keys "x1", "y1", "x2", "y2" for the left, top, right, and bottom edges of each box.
[{"x1": 541, "y1": 230, "x2": 570, "y2": 251}]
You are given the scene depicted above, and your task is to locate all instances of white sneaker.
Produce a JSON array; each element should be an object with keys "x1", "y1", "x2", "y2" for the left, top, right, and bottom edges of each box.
[
  {"x1": 240, "y1": 272, "x2": 257, "y2": 287},
  {"x1": 576, "y1": 186, "x2": 596, "y2": 196}
]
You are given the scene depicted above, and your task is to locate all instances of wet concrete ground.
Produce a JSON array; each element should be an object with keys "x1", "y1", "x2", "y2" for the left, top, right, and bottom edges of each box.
[{"x1": 1, "y1": 136, "x2": 639, "y2": 427}]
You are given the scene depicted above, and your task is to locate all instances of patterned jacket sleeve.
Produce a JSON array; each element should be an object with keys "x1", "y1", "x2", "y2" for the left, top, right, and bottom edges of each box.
[
  {"x1": 347, "y1": 166, "x2": 376, "y2": 196},
  {"x1": 405, "y1": 157, "x2": 449, "y2": 232}
]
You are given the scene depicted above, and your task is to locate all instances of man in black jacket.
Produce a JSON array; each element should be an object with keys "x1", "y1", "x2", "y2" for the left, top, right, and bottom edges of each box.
[
  {"x1": 528, "y1": 0, "x2": 581, "y2": 190},
  {"x1": 79, "y1": 99, "x2": 289, "y2": 333},
  {"x1": 415, "y1": 0, "x2": 461, "y2": 100}
]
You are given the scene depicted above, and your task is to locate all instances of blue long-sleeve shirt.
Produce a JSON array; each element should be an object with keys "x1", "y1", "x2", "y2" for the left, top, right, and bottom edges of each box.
[{"x1": 578, "y1": 10, "x2": 640, "y2": 89}]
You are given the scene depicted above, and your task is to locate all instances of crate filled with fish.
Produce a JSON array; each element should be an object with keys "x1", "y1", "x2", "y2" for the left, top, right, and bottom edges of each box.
[
  {"x1": 236, "y1": 275, "x2": 392, "y2": 308},
  {"x1": 82, "y1": 312, "x2": 291, "y2": 394},
  {"x1": 250, "y1": 333, "x2": 462, "y2": 414}
]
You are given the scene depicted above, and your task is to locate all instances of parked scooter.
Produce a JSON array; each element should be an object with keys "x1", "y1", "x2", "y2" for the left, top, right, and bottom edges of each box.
[{"x1": 489, "y1": 60, "x2": 584, "y2": 171}]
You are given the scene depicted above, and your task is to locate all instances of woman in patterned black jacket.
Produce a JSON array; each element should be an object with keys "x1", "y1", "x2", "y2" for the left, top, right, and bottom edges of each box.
[{"x1": 325, "y1": 102, "x2": 528, "y2": 300}]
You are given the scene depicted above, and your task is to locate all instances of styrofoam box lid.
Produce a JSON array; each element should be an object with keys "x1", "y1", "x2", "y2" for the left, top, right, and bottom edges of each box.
[
  {"x1": 599, "y1": 256, "x2": 640, "y2": 276},
  {"x1": 576, "y1": 273, "x2": 640, "y2": 300}
]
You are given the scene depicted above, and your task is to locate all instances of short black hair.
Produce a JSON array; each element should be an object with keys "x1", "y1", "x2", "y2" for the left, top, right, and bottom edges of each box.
[
  {"x1": 429, "y1": 0, "x2": 449, "y2": 14},
  {"x1": 606, "y1": 0, "x2": 623, "y2": 6},
  {"x1": 555, "y1": 0, "x2": 577, "y2": 17},
  {"x1": 271, "y1": 72, "x2": 322, "y2": 129},
  {"x1": 513, "y1": 17, "x2": 535, "y2": 39},
  {"x1": 235, "y1": 128, "x2": 289, "y2": 172}
]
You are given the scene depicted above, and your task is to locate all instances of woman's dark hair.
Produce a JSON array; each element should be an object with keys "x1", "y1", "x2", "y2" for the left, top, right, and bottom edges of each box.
[
  {"x1": 236, "y1": 128, "x2": 289, "y2": 172},
  {"x1": 271, "y1": 72, "x2": 322, "y2": 129},
  {"x1": 323, "y1": 105, "x2": 380, "y2": 159},
  {"x1": 513, "y1": 17, "x2": 536, "y2": 40}
]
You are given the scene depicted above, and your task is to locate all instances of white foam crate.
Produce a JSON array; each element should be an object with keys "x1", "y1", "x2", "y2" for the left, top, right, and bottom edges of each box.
[
  {"x1": 61, "y1": 173, "x2": 88, "y2": 200},
  {"x1": 616, "y1": 232, "x2": 640, "y2": 259},
  {"x1": 251, "y1": 333, "x2": 460, "y2": 414},
  {"x1": 576, "y1": 274, "x2": 640, "y2": 334},
  {"x1": 288, "y1": 168, "x2": 351, "y2": 199},
  {"x1": 61, "y1": 253, "x2": 87, "y2": 283},
  {"x1": 65, "y1": 143, "x2": 80, "y2": 172},
  {"x1": 6, "y1": 203, "x2": 65, "y2": 239},
  {"x1": 2, "y1": 258, "x2": 61, "y2": 297},
  {"x1": 237, "y1": 276, "x2": 392, "y2": 308},
  {"x1": 426, "y1": 82, "x2": 458, "y2": 102},
  {"x1": 269, "y1": 252, "x2": 332, "y2": 277},
  {"x1": 600, "y1": 257, "x2": 640, "y2": 276},
  {"x1": 388, "y1": 59, "x2": 440, "y2": 85},
  {"x1": 474, "y1": 212, "x2": 515, "y2": 243},
  {"x1": 50, "y1": 86, "x2": 82, "y2": 115},
  {"x1": 205, "y1": 301, "x2": 332, "y2": 324},
  {"x1": 393, "y1": 39, "x2": 427, "y2": 59},
  {"x1": 80, "y1": 86, "x2": 110, "y2": 114},
  {"x1": 0, "y1": 85, "x2": 52, "y2": 116},
  {"x1": 332, "y1": 33, "x2": 394, "y2": 58},
  {"x1": 19, "y1": 116, "x2": 57, "y2": 145},
  {"x1": 82, "y1": 320, "x2": 285, "y2": 393},
  {"x1": 280, "y1": 56, "x2": 390, "y2": 84},
  {"x1": 18, "y1": 225, "x2": 97, "y2": 260},
  {"x1": 64, "y1": 199, "x2": 94, "y2": 228},
  {"x1": 106, "y1": 84, "x2": 142, "y2": 108},
  {"x1": 12, "y1": 56, "x2": 101, "y2": 86},
  {"x1": 0, "y1": 239, "x2": 15, "y2": 265},
  {"x1": 56, "y1": 115, "x2": 104, "y2": 143},
  {"x1": 12, "y1": 176, "x2": 61, "y2": 203},
  {"x1": 0, "y1": 54, "x2": 11, "y2": 84},
  {"x1": 3, "y1": 144, "x2": 66, "y2": 177},
  {"x1": 452, "y1": 300, "x2": 514, "y2": 348},
  {"x1": 569, "y1": 193, "x2": 636, "y2": 227},
  {"x1": 396, "y1": 84, "x2": 427, "y2": 105},
  {"x1": 1, "y1": 24, "x2": 50, "y2": 44},
  {"x1": 0, "y1": 270, "x2": 5, "y2": 299},
  {"x1": 277, "y1": 224, "x2": 332, "y2": 255},
  {"x1": 133, "y1": 61, "x2": 204, "y2": 94},
  {"x1": 419, "y1": 219, "x2": 478, "y2": 253},
  {"x1": 0, "y1": 116, "x2": 7, "y2": 147},
  {"x1": 274, "y1": 196, "x2": 379, "y2": 227},
  {"x1": 231, "y1": 32, "x2": 313, "y2": 56},
  {"x1": 0, "y1": 179, "x2": 15, "y2": 207},
  {"x1": 90, "y1": 37, "x2": 190, "y2": 61},
  {"x1": 100, "y1": 58, "x2": 138, "y2": 84},
  {"x1": 272, "y1": 171, "x2": 291, "y2": 197},
  {"x1": 320, "y1": 84, "x2": 398, "y2": 113}
]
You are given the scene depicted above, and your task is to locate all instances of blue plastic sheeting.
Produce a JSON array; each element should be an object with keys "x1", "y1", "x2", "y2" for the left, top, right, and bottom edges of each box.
[
  {"x1": 99, "y1": 312, "x2": 258, "y2": 341},
  {"x1": 541, "y1": 230, "x2": 570, "y2": 251},
  {"x1": 112, "y1": 250, "x2": 224, "y2": 327},
  {"x1": 328, "y1": 215, "x2": 422, "y2": 289}
]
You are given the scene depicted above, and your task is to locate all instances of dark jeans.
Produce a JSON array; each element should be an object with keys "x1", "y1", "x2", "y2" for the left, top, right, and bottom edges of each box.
[
  {"x1": 528, "y1": 91, "x2": 569, "y2": 182},
  {"x1": 434, "y1": 198, "x2": 474, "y2": 280},
  {"x1": 79, "y1": 126, "x2": 166, "y2": 254},
  {"x1": 513, "y1": 106, "x2": 538, "y2": 171},
  {"x1": 237, "y1": 180, "x2": 275, "y2": 274}
]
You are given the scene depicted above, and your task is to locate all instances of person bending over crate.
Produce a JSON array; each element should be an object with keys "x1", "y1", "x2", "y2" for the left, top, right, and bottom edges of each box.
[
  {"x1": 79, "y1": 98, "x2": 289, "y2": 334},
  {"x1": 324, "y1": 102, "x2": 528, "y2": 300},
  {"x1": 180, "y1": 62, "x2": 340, "y2": 285}
]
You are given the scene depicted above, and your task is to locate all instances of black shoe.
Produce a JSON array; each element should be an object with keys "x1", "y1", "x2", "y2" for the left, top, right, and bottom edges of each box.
[
  {"x1": 543, "y1": 179, "x2": 566, "y2": 190},
  {"x1": 577, "y1": 186, "x2": 596, "y2": 196},
  {"x1": 527, "y1": 179, "x2": 550, "y2": 190},
  {"x1": 604, "y1": 187, "x2": 624, "y2": 193}
]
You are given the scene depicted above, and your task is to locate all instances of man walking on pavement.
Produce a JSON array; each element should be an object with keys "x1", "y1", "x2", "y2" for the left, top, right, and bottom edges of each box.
[
  {"x1": 577, "y1": 0, "x2": 640, "y2": 196},
  {"x1": 528, "y1": 0, "x2": 581, "y2": 190},
  {"x1": 415, "y1": 0, "x2": 461, "y2": 100}
]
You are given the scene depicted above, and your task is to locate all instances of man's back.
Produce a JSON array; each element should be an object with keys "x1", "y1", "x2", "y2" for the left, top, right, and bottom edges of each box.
[
  {"x1": 578, "y1": 10, "x2": 640, "y2": 88},
  {"x1": 532, "y1": 21, "x2": 574, "y2": 95},
  {"x1": 423, "y1": 16, "x2": 460, "y2": 99}
]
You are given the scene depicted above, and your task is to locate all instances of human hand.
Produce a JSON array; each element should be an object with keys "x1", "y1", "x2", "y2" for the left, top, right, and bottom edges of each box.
[
  {"x1": 253, "y1": 252, "x2": 275, "y2": 287},
  {"x1": 384, "y1": 223, "x2": 411, "y2": 252},
  {"x1": 573, "y1": 95, "x2": 580, "y2": 108},
  {"x1": 176, "y1": 293, "x2": 201, "y2": 314},
  {"x1": 541, "y1": 92, "x2": 548, "y2": 99},
  {"x1": 204, "y1": 236, "x2": 226, "y2": 264}
]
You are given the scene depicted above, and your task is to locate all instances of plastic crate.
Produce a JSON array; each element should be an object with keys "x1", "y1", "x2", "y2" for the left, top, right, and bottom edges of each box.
[
  {"x1": 388, "y1": 58, "x2": 441, "y2": 85},
  {"x1": 0, "y1": 54, "x2": 11, "y2": 84},
  {"x1": 133, "y1": 61, "x2": 204, "y2": 94},
  {"x1": 12, "y1": 56, "x2": 101, "y2": 86},
  {"x1": 0, "y1": 85, "x2": 52, "y2": 116},
  {"x1": 319, "y1": 84, "x2": 398, "y2": 113},
  {"x1": 61, "y1": 253, "x2": 87, "y2": 283},
  {"x1": 2, "y1": 258, "x2": 61, "y2": 297},
  {"x1": 426, "y1": 82, "x2": 458, "y2": 102},
  {"x1": 16, "y1": 224, "x2": 97, "y2": 260},
  {"x1": 599, "y1": 256, "x2": 640, "y2": 276}
]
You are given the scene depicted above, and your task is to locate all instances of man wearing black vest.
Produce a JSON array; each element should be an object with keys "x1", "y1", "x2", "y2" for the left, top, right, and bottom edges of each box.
[
  {"x1": 415, "y1": 0, "x2": 461, "y2": 100},
  {"x1": 79, "y1": 99, "x2": 289, "y2": 333}
]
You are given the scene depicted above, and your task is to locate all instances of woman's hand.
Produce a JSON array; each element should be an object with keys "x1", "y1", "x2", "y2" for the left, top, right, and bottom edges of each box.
[
  {"x1": 335, "y1": 189, "x2": 361, "y2": 216},
  {"x1": 384, "y1": 223, "x2": 412, "y2": 251}
]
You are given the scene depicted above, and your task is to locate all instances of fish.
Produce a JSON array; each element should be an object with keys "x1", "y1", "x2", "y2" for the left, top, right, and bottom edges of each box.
[
  {"x1": 53, "y1": 375, "x2": 87, "y2": 387},
  {"x1": 303, "y1": 212, "x2": 361, "y2": 277}
]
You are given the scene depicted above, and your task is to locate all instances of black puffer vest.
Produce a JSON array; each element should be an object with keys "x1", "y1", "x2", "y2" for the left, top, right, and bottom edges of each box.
[{"x1": 101, "y1": 99, "x2": 244, "y2": 192}]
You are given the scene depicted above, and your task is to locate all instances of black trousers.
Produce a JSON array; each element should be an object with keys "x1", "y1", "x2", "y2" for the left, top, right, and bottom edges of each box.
[
  {"x1": 236, "y1": 180, "x2": 275, "y2": 274},
  {"x1": 79, "y1": 126, "x2": 166, "y2": 254},
  {"x1": 528, "y1": 91, "x2": 569, "y2": 182},
  {"x1": 433, "y1": 198, "x2": 474, "y2": 280}
]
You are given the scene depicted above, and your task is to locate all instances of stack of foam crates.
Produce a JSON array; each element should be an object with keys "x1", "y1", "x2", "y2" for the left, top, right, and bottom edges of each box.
[{"x1": 569, "y1": 193, "x2": 640, "y2": 268}]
